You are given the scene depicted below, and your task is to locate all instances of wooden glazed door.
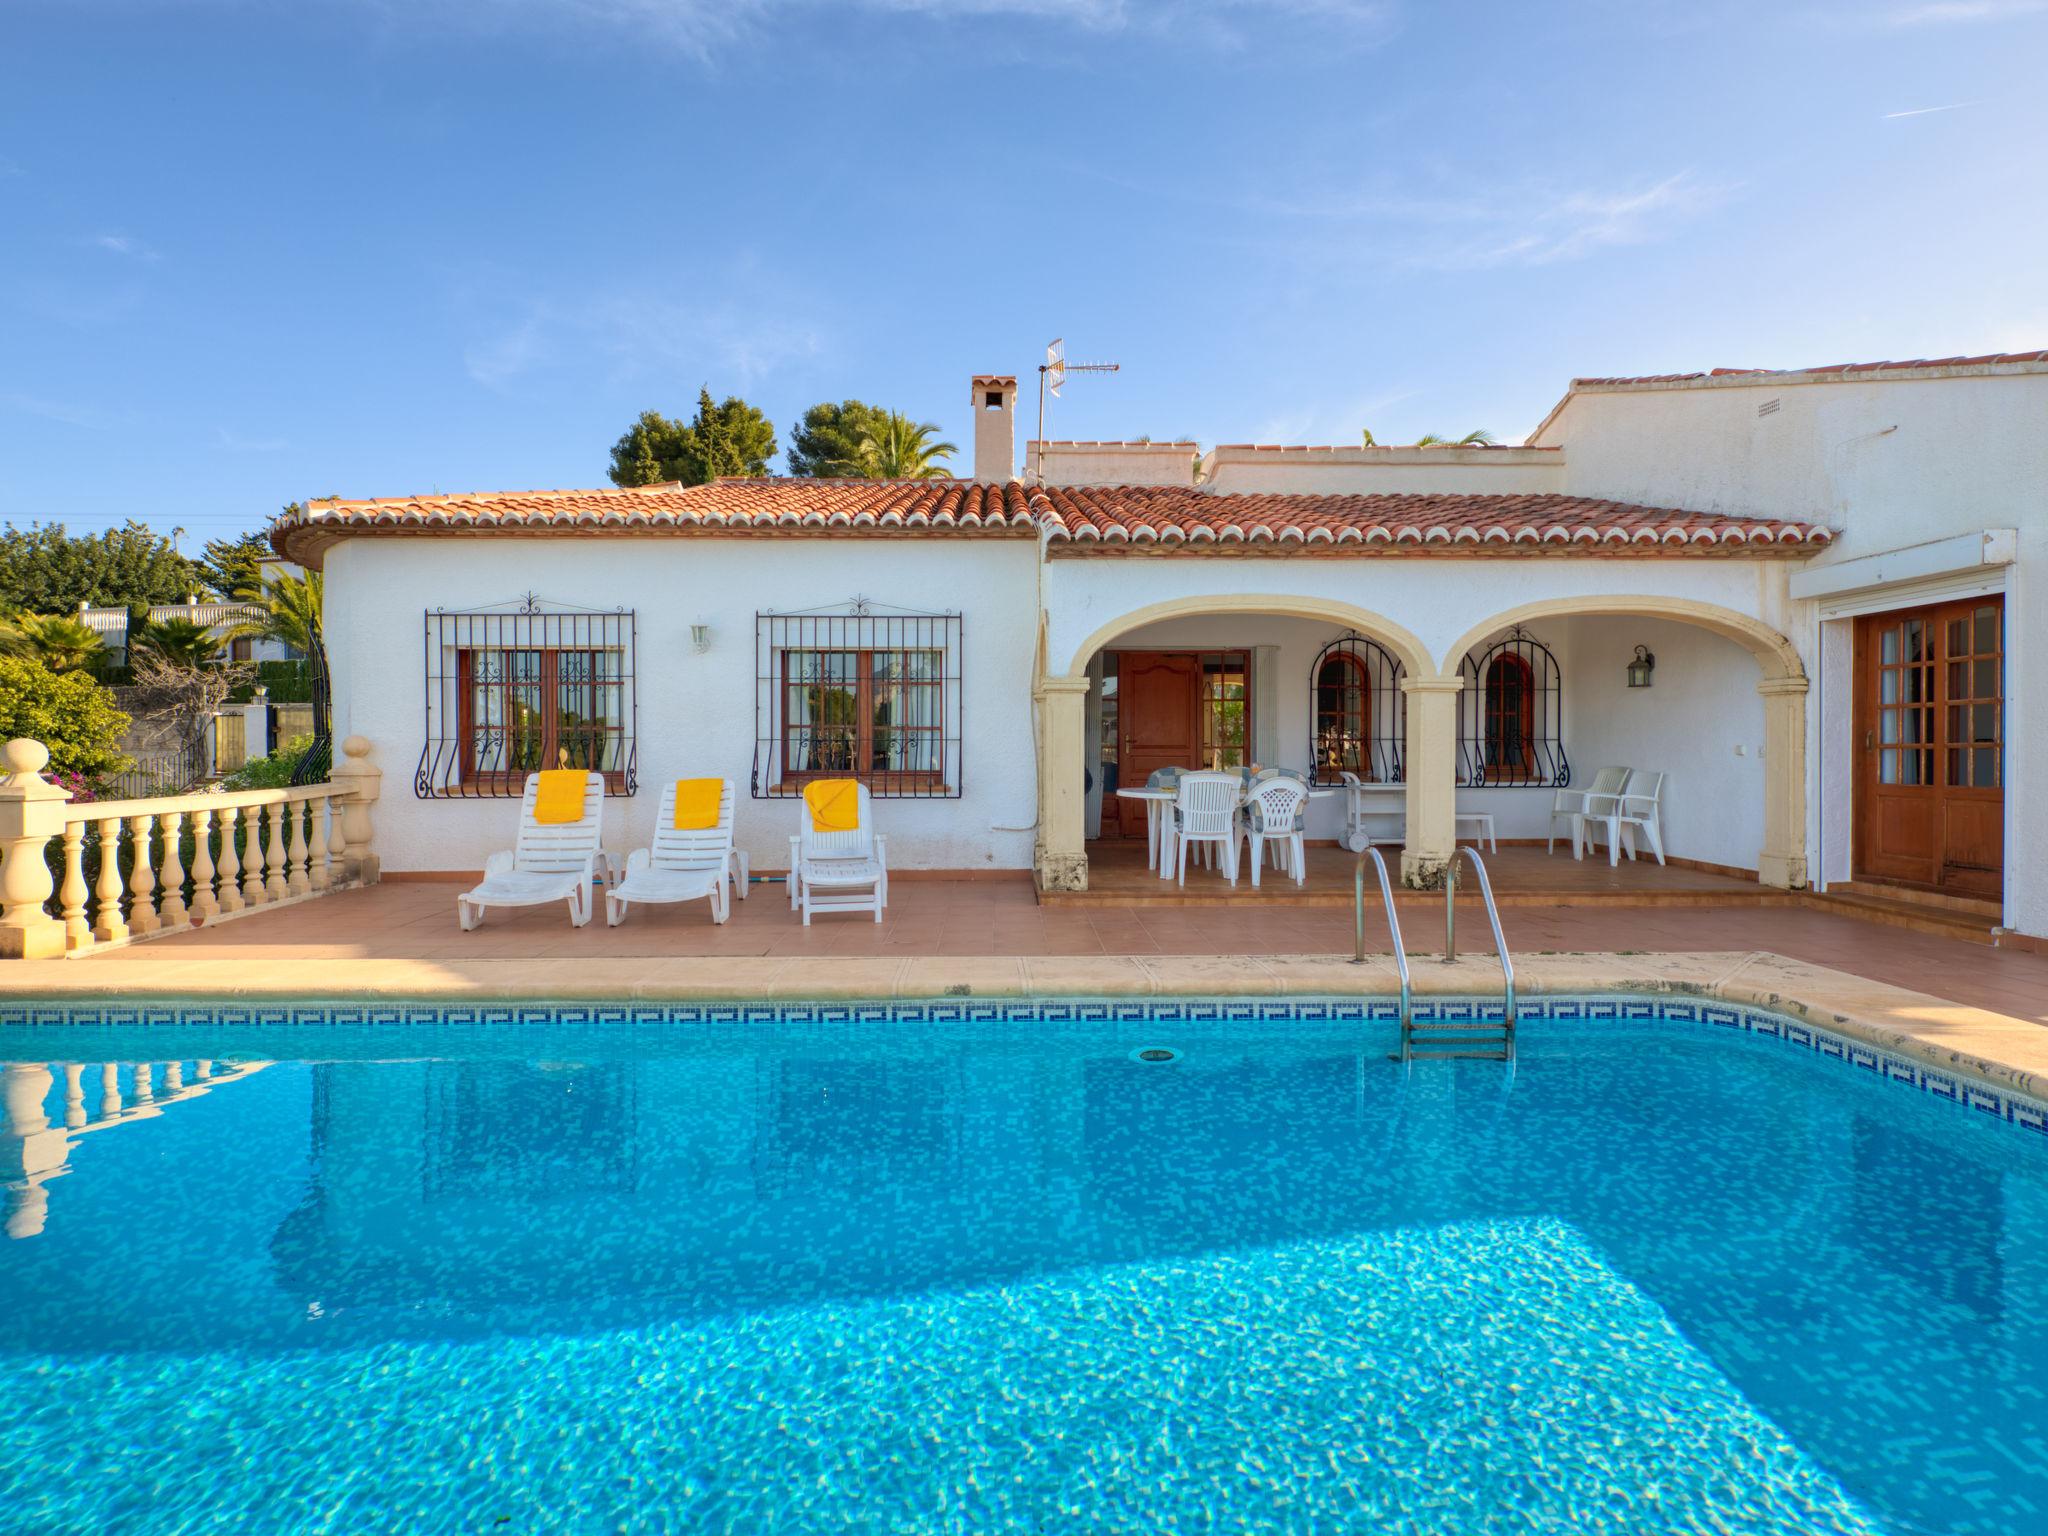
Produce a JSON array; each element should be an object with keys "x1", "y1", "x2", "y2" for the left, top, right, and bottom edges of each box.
[
  {"x1": 1855, "y1": 596, "x2": 2004, "y2": 897},
  {"x1": 1115, "y1": 653, "x2": 1199, "y2": 838}
]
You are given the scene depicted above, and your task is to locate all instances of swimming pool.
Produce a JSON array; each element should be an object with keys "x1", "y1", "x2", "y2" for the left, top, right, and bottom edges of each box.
[{"x1": 3, "y1": 995, "x2": 2044, "y2": 1535}]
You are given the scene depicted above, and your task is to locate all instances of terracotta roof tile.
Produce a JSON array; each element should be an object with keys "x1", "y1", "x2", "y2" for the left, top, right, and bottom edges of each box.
[
  {"x1": 1573, "y1": 349, "x2": 2048, "y2": 387},
  {"x1": 272, "y1": 478, "x2": 1832, "y2": 562},
  {"x1": 1031, "y1": 486, "x2": 1830, "y2": 554}
]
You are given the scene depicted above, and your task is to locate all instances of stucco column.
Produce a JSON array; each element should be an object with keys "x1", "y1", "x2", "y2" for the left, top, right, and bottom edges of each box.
[
  {"x1": 1033, "y1": 674, "x2": 1092, "y2": 892},
  {"x1": 0, "y1": 740, "x2": 72, "y2": 961},
  {"x1": 1400, "y1": 678, "x2": 1462, "y2": 890},
  {"x1": 1757, "y1": 676, "x2": 1810, "y2": 890}
]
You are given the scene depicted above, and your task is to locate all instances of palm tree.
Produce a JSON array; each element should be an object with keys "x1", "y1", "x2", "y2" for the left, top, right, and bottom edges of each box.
[
  {"x1": 135, "y1": 615, "x2": 224, "y2": 668},
  {"x1": 233, "y1": 568, "x2": 322, "y2": 656},
  {"x1": 1416, "y1": 429, "x2": 1496, "y2": 447},
  {"x1": 1, "y1": 611, "x2": 107, "y2": 673},
  {"x1": 846, "y1": 414, "x2": 958, "y2": 479},
  {"x1": 1360, "y1": 429, "x2": 1378, "y2": 447}
]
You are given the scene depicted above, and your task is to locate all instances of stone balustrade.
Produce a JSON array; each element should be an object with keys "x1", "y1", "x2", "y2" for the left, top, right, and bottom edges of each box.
[{"x1": 0, "y1": 735, "x2": 381, "y2": 960}]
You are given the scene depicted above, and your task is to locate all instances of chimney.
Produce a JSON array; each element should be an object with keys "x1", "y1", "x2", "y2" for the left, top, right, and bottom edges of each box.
[{"x1": 971, "y1": 374, "x2": 1017, "y2": 482}]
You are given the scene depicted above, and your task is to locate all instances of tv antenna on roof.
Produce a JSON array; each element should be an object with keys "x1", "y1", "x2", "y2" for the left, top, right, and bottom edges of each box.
[{"x1": 1035, "y1": 338, "x2": 1120, "y2": 483}]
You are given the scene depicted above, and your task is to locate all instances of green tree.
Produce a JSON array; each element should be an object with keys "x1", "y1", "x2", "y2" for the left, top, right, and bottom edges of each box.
[
  {"x1": 232, "y1": 568, "x2": 322, "y2": 655},
  {"x1": 786, "y1": 399, "x2": 891, "y2": 477},
  {"x1": 134, "y1": 615, "x2": 224, "y2": 668},
  {"x1": 0, "y1": 655, "x2": 131, "y2": 780},
  {"x1": 850, "y1": 413, "x2": 958, "y2": 480},
  {"x1": 607, "y1": 390, "x2": 778, "y2": 487},
  {"x1": 0, "y1": 612, "x2": 108, "y2": 674},
  {"x1": 199, "y1": 531, "x2": 273, "y2": 601},
  {"x1": 0, "y1": 521, "x2": 204, "y2": 613},
  {"x1": 1415, "y1": 430, "x2": 1496, "y2": 447}
]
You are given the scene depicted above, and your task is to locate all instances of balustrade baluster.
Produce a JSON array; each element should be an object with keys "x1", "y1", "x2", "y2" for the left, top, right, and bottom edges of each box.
[
  {"x1": 189, "y1": 808, "x2": 219, "y2": 923},
  {"x1": 98, "y1": 1062, "x2": 121, "y2": 1120},
  {"x1": 264, "y1": 802, "x2": 289, "y2": 901},
  {"x1": 164, "y1": 1061, "x2": 185, "y2": 1095},
  {"x1": 59, "y1": 823, "x2": 90, "y2": 951},
  {"x1": 286, "y1": 796, "x2": 311, "y2": 897},
  {"x1": 156, "y1": 810, "x2": 187, "y2": 928},
  {"x1": 62, "y1": 1064, "x2": 86, "y2": 1130},
  {"x1": 92, "y1": 817, "x2": 127, "y2": 944},
  {"x1": 124, "y1": 814, "x2": 159, "y2": 936},
  {"x1": 215, "y1": 805, "x2": 244, "y2": 913},
  {"x1": 134, "y1": 1063, "x2": 154, "y2": 1104},
  {"x1": 240, "y1": 806, "x2": 266, "y2": 907},
  {"x1": 308, "y1": 795, "x2": 332, "y2": 893},
  {"x1": 328, "y1": 791, "x2": 348, "y2": 884}
]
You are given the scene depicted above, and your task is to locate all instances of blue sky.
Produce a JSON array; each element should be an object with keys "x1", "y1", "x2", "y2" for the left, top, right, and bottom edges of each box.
[{"x1": 4, "y1": 0, "x2": 2045, "y2": 544}]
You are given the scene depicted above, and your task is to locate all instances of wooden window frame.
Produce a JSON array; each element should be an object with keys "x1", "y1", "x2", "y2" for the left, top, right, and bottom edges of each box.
[
  {"x1": 456, "y1": 646, "x2": 630, "y2": 793},
  {"x1": 1195, "y1": 650, "x2": 1253, "y2": 771},
  {"x1": 776, "y1": 647, "x2": 947, "y2": 794},
  {"x1": 1313, "y1": 650, "x2": 1371, "y2": 782},
  {"x1": 1481, "y1": 652, "x2": 1535, "y2": 783}
]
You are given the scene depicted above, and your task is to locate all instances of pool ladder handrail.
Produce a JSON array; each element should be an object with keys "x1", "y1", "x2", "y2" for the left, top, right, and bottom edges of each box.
[
  {"x1": 1443, "y1": 846, "x2": 1516, "y2": 1053},
  {"x1": 1349, "y1": 847, "x2": 1412, "y2": 1037}
]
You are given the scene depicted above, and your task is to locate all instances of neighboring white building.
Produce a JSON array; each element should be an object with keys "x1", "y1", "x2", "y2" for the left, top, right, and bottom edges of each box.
[{"x1": 273, "y1": 352, "x2": 2045, "y2": 941}]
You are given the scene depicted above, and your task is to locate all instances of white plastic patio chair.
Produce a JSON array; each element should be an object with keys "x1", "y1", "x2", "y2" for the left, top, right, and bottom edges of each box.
[
  {"x1": 1549, "y1": 766, "x2": 1629, "y2": 856},
  {"x1": 788, "y1": 781, "x2": 888, "y2": 924},
  {"x1": 1583, "y1": 769, "x2": 1668, "y2": 868},
  {"x1": 1243, "y1": 777, "x2": 1307, "y2": 888},
  {"x1": 1171, "y1": 771, "x2": 1243, "y2": 886},
  {"x1": 606, "y1": 779, "x2": 737, "y2": 927},
  {"x1": 457, "y1": 772, "x2": 609, "y2": 930}
]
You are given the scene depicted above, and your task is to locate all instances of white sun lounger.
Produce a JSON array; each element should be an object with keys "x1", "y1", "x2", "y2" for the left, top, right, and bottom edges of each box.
[
  {"x1": 456, "y1": 772, "x2": 610, "y2": 930},
  {"x1": 789, "y1": 781, "x2": 887, "y2": 924},
  {"x1": 606, "y1": 778, "x2": 737, "y2": 926}
]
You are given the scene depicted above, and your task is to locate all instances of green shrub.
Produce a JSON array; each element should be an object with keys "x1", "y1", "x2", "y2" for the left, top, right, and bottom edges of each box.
[
  {"x1": 0, "y1": 654, "x2": 131, "y2": 781},
  {"x1": 220, "y1": 733, "x2": 314, "y2": 790}
]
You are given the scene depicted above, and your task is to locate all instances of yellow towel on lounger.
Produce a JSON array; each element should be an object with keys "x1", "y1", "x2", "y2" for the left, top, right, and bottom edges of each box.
[
  {"x1": 532, "y1": 769, "x2": 588, "y2": 825},
  {"x1": 672, "y1": 778, "x2": 721, "y2": 830},
  {"x1": 804, "y1": 778, "x2": 860, "y2": 834}
]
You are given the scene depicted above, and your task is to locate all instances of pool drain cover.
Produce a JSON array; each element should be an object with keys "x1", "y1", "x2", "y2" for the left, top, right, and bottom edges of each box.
[{"x1": 1130, "y1": 1047, "x2": 1181, "y2": 1064}]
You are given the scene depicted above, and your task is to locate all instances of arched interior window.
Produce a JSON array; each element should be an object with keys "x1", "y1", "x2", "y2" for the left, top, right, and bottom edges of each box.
[
  {"x1": 1482, "y1": 653, "x2": 1534, "y2": 781},
  {"x1": 1314, "y1": 652, "x2": 1369, "y2": 780}
]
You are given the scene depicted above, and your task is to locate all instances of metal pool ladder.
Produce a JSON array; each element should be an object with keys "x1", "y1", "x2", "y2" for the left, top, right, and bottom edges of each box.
[
  {"x1": 1350, "y1": 847, "x2": 1412, "y2": 1044},
  {"x1": 1350, "y1": 846, "x2": 1517, "y2": 1063}
]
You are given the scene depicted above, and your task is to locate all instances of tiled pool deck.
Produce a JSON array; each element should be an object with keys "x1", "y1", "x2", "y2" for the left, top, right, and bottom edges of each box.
[{"x1": 4, "y1": 872, "x2": 2047, "y2": 1108}]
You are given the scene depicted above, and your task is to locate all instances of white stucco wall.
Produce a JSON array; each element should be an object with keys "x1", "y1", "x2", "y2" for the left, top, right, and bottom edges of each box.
[
  {"x1": 1544, "y1": 366, "x2": 2044, "y2": 933},
  {"x1": 1199, "y1": 446, "x2": 1566, "y2": 496},
  {"x1": 322, "y1": 536, "x2": 1042, "y2": 875},
  {"x1": 1031, "y1": 442, "x2": 1201, "y2": 488},
  {"x1": 1559, "y1": 616, "x2": 1767, "y2": 872}
]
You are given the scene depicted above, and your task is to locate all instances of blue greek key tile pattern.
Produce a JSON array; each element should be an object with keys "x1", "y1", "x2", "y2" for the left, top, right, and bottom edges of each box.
[{"x1": 2, "y1": 993, "x2": 2042, "y2": 1138}]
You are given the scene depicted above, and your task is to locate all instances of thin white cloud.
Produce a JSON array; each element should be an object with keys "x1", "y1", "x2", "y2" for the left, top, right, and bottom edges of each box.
[
  {"x1": 1882, "y1": 101, "x2": 1979, "y2": 117},
  {"x1": 1883, "y1": 0, "x2": 2046, "y2": 23},
  {"x1": 90, "y1": 233, "x2": 160, "y2": 261}
]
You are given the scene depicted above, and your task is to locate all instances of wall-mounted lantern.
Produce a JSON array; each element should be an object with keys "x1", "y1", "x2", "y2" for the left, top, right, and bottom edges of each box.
[
  {"x1": 1626, "y1": 645, "x2": 1656, "y2": 689},
  {"x1": 690, "y1": 622, "x2": 712, "y2": 654}
]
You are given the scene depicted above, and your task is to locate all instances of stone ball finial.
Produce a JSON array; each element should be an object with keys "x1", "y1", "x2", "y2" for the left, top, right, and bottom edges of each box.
[
  {"x1": 342, "y1": 735, "x2": 371, "y2": 759},
  {"x1": 3, "y1": 739, "x2": 51, "y2": 776}
]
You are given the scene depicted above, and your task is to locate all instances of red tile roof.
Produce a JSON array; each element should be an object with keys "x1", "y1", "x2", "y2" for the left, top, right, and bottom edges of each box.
[
  {"x1": 1032, "y1": 486, "x2": 1829, "y2": 553},
  {"x1": 1573, "y1": 350, "x2": 2048, "y2": 387},
  {"x1": 272, "y1": 478, "x2": 1831, "y2": 563},
  {"x1": 274, "y1": 479, "x2": 1037, "y2": 560}
]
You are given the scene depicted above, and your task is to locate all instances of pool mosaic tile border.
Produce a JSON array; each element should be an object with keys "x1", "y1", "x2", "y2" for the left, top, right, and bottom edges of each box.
[{"x1": 3, "y1": 993, "x2": 2044, "y2": 1141}]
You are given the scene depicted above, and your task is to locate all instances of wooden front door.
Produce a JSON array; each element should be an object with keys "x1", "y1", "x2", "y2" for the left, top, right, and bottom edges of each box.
[
  {"x1": 1855, "y1": 596, "x2": 2004, "y2": 897},
  {"x1": 1114, "y1": 652, "x2": 1199, "y2": 838}
]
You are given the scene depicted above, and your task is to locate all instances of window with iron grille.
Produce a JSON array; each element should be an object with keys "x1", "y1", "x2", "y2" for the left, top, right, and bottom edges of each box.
[
  {"x1": 1307, "y1": 635, "x2": 1406, "y2": 784},
  {"x1": 1457, "y1": 628, "x2": 1568, "y2": 788},
  {"x1": 417, "y1": 599, "x2": 638, "y2": 799},
  {"x1": 755, "y1": 603, "x2": 962, "y2": 798}
]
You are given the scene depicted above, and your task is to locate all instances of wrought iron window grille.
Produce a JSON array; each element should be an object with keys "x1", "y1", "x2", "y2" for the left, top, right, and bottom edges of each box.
[
  {"x1": 1307, "y1": 634, "x2": 1406, "y2": 784},
  {"x1": 754, "y1": 600, "x2": 963, "y2": 800},
  {"x1": 417, "y1": 596, "x2": 638, "y2": 799},
  {"x1": 1457, "y1": 626, "x2": 1569, "y2": 788}
]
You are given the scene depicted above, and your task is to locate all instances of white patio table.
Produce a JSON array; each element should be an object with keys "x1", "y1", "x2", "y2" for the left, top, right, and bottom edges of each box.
[{"x1": 1120, "y1": 783, "x2": 1337, "y2": 880}]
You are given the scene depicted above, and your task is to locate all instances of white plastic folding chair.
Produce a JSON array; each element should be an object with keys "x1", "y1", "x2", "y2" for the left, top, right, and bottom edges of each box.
[
  {"x1": 1586, "y1": 769, "x2": 1668, "y2": 867},
  {"x1": 606, "y1": 779, "x2": 736, "y2": 927},
  {"x1": 1550, "y1": 766, "x2": 1629, "y2": 857},
  {"x1": 788, "y1": 782, "x2": 888, "y2": 924},
  {"x1": 1243, "y1": 777, "x2": 1307, "y2": 888},
  {"x1": 1171, "y1": 771, "x2": 1243, "y2": 886},
  {"x1": 457, "y1": 772, "x2": 609, "y2": 930}
]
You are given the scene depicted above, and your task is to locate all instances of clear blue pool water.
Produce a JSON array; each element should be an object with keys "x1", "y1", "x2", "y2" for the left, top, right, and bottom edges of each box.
[{"x1": 2, "y1": 996, "x2": 2045, "y2": 1536}]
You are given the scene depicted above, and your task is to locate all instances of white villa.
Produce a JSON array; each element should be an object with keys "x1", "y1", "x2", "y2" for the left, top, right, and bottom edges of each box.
[{"x1": 270, "y1": 351, "x2": 2045, "y2": 943}]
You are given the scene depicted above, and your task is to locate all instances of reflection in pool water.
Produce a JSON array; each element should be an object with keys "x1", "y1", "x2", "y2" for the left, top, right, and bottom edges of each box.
[{"x1": 2, "y1": 1004, "x2": 2045, "y2": 1534}]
